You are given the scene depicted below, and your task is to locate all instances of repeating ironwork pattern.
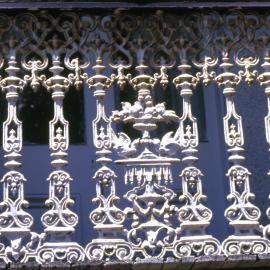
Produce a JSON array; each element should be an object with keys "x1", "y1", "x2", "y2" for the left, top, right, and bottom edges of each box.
[{"x1": 0, "y1": 9, "x2": 269, "y2": 264}]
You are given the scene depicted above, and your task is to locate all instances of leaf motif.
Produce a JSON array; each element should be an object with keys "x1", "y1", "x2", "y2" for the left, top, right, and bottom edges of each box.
[{"x1": 159, "y1": 131, "x2": 180, "y2": 156}]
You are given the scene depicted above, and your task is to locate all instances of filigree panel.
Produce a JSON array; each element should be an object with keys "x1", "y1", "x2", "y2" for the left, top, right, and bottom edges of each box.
[{"x1": 0, "y1": 9, "x2": 269, "y2": 264}]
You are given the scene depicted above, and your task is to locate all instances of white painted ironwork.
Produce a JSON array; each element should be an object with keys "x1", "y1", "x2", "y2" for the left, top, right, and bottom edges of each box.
[
  {"x1": 35, "y1": 53, "x2": 85, "y2": 264},
  {"x1": 173, "y1": 61, "x2": 221, "y2": 257},
  {"x1": 110, "y1": 58, "x2": 181, "y2": 258},
  {"x1": 257, "y1": 49, "x2": 270, "y2": 241},
  {"x1": 85, "y1": 58, "x2": 132, "y2": 261},
  {"x1": 0, "y1": 50, "x2": 37, "y2": 263},
  {"x1": 213, "y1": 52, "x2": 269, "y2": 255},
  {"x1": 0, "y1": 9, "x2": 269, "y2": 265}
]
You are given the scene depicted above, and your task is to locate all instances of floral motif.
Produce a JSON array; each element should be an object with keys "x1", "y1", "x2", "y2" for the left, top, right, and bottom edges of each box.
[{"x1": 228, "y1": 123, "x2": 242, "y2": 147}]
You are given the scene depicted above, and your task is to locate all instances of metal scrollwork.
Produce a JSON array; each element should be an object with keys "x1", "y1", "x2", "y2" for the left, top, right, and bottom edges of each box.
[
  {"x1": 257, "y1": 41, "x2": 270, "y2": 243},
  {"x1": 173, "y1": 58, "x2": 220, "y2": 257},
  {"x1": 0, "y1": 9, "x2": 269, "y2": 263},
  {"x1": 211, "y1": 29, "x2": 269, "y2": 255},
  {"x1": 0, "y1": 52, "x2": 35, "y2": 263},
  {"x1": 35, "y1": 54, "x2": 85, "y2": 264},
  {"x1": 225, "y1": 166, "x2": 260, "y2": 223},
  {"x1": 85, "y1": 58, "x2": 132, "y2": 261},
  {"x1": 110, "y1": 58, "x2": 181, "y2": 258}
]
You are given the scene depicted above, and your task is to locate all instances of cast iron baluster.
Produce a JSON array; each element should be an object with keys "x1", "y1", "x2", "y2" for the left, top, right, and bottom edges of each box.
[
  {"x1": 37, "y1": 54, "x2": 85, "y2": 264},
  {"x1": 0, "y1": 51, "x2": 35, "y2": 263},
  {"x1": 85, "y1": 58, "x2": 132, "y2": 261},
  {"x1": 172, "y1": 60, "x2": 221, "y2": 257},
  {"x1": 214, "y1": 54, "x2": 269, "y2": 256}
]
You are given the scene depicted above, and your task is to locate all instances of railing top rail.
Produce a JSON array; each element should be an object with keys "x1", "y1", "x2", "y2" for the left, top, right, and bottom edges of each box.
[{"x1": 1, "y1": 1, "x2": 270, "y2": 10}]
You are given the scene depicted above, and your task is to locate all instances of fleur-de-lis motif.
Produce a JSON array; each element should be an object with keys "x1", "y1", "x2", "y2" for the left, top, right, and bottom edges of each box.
[
  {"x1": 228, "y1": 123, "x2": 241, "y2": 146},
  {"x1": 52, "y1": 127, "x2": 66, "y2": 150},
  {"x1": 6, "y1": 129, "x2": 20, "y2": 152},
  {"x1": 195, "y1": 56, "x2": 218, "y2": 86},
  {"x1": 237, "y1": 56, "x2": 259, "y2": 86}
]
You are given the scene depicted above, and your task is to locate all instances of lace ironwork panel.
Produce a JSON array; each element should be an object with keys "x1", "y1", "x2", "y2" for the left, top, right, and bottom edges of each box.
[{"x1": 0, "y1": 10, "x2": 269, "y2": 263}]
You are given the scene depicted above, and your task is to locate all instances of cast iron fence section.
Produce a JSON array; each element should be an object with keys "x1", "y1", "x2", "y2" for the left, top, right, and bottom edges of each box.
[{"x1": 0, "y1": 10, "x2": 269, "y2": 264}]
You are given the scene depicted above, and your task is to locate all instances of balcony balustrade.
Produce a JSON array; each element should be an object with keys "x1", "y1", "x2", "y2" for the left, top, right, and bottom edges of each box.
[{"x1": 0, "y1": 9, "x2": 269, "y2": 268}]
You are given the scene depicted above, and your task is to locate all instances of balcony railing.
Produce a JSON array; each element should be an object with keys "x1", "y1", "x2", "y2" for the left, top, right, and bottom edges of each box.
[{"x1": 0, "y1": 9, "x2": 269, "y2": 268}]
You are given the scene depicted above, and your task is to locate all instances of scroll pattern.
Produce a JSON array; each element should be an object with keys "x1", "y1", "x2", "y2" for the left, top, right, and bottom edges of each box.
[{"x1": 0, "y1": 10, "x2": 268, "y2": 264}]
